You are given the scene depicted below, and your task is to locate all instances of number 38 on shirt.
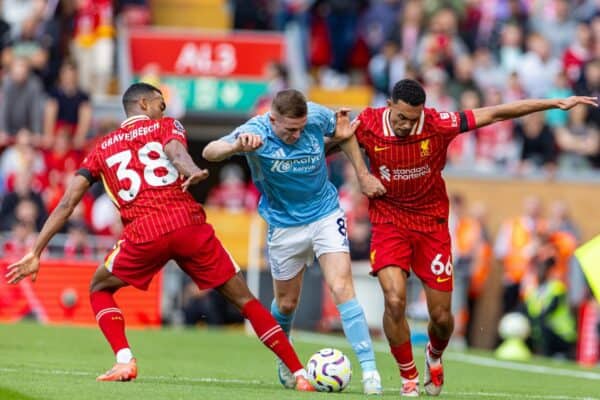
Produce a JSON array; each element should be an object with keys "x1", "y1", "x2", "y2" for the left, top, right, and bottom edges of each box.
[{"x1": 105, "y1": 141, "x2": 178, "y2": 202}]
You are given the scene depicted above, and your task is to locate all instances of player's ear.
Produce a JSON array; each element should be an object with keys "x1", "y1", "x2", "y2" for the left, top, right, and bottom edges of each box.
[
  {"x1": 139, "y1": 97, "x2": 148, "y2": 111},
  {"x1": 386, "y1": 98, "x2": 392, "y2": 108}
]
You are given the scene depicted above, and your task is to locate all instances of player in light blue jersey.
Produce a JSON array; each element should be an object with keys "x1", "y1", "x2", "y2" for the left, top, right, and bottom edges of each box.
[{"x1": 203, "y1": 89, "x2": 386, "y2": 395}]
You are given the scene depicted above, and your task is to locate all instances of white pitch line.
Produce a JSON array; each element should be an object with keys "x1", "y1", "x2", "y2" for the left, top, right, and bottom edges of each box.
[
  {"x1": 294, "y1": 331, "x2": 600, "y2": 381},
  {"x1": 0, "y1": 366, "x2": 597, "y2": 400}
]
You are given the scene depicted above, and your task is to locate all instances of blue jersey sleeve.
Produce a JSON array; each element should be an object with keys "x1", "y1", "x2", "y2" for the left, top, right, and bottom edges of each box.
[
  {"x1": 308, "y1": 102, "x2": 336, "y2": 137},
  {"x1": 222, "y1": 115, "x2": 268, "y2": 144}
]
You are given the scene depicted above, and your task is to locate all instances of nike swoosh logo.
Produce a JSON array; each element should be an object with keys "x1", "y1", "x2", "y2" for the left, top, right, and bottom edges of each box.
[
  {"x1": 436, "y1": 276, "x2": 452, "y2": 283},
  {"x1": 374, "y1": 146, "x2": 390, "y2": 152}
]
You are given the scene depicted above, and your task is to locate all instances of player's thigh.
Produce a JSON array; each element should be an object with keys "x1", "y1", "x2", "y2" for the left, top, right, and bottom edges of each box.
[
  {"x1": 413, "y1": 229, "x2": 453, "y2": 292},
  {"x1": 102, "y1": 238, "x2": 170, "y2": 291},
  {"x1": 172, "y1": 223, "x2": 239, "y2": 290},
  {"x1": 370, "y1": 222, "x2": 412, "y2": 276},
  {"x1": 311, "y1": 208, "x2": 350, "y2": 259},
  {"x1": 267, "y1": 224, "x2": 313, "y2": 281}
]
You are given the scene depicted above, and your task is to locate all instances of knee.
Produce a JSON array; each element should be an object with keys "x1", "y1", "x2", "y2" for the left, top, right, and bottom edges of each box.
[
  {"x1": 277, "y1": 297, "x2": 299, "y2": 315},
  {"x1": 329, "y1": 279, "x2": 354, "y2": 304},
  {"x1": 384, "y1": 294, "x2": 407, "y2": 321},
  {"x1": 429, "y1": 305, "x2": 453, "y2": 329}
]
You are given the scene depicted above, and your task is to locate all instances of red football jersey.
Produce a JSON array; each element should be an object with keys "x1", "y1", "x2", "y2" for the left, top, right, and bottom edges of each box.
[
  {"x1": 78, "y1": 115, "x2": 205, "y2": 243},
  {"x1": 356, "y1": 107, "x2": 475, "y2": 232}
]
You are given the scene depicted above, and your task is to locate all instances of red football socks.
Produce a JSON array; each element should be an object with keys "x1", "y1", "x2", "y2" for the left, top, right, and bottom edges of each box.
[
  {"x1": 391, "y1": 340, "x2": 419, "y2": 380},
  {"x1": 427, "y1": 331, "x2": 449, "y2": 360},
  {"x1": 242, "y1": 299, "x2": 303, "y2": 373},
  {"x1": 90, "y1": 290, "x2": 130, "y2": 354}
]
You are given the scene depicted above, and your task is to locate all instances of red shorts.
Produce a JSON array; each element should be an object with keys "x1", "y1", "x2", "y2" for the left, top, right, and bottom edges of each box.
[
  {"x1": 370, "y1": 223, "x2": 453, "y2": 291},
  {"x1": 103, "y1": 223, "x2": 238, "y2": 290}
]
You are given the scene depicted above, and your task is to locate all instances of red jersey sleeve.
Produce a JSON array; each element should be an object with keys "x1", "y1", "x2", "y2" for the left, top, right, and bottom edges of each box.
[
  {"x1": 76, "y1": 147, "x2": 102, "y2": 183},
  {"x1": 354, "y1": 108, "x2": 373, "y2": 145},
  {"x1": 428, "y1": 108, "x2": 476, "y2": 137},
  {"x1": 160, "y1": 117, "x2": 188, "y2": 148}
]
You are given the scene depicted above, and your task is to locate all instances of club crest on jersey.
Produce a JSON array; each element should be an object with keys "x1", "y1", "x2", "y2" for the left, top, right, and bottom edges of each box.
[{"x1": 420, "y1": 139, "x2": 431, "y2": 157}]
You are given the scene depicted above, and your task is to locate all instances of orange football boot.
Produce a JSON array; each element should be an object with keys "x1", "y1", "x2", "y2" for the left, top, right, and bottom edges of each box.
[{"x1": 96, "y1": 358, "x2": 138, "y2": 382}]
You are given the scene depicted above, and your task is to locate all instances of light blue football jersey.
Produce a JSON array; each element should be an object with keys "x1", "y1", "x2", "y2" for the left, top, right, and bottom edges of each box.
[{"x1": 222, "y1": 102, "x2": 340, "y2": 227}]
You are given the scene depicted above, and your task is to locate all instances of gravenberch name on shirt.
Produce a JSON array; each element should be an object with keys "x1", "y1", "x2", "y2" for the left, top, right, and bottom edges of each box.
[{"x1": 101, "y1": 122, "x2": 161, "y2": 149}]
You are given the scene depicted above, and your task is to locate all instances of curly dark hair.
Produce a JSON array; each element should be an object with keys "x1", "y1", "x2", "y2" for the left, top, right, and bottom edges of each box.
[{"x1": 391, "y1": 79, "x2": 426, "y2": 106}]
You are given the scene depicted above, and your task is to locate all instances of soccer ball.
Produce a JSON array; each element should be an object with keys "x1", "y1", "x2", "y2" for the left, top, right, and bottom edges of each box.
[
  {"x1": 498, "y1": 312, "x2": 531, "y2": 340},
  {"x1": 306, "y1": 348, "x2": 352, "y2": 392}
]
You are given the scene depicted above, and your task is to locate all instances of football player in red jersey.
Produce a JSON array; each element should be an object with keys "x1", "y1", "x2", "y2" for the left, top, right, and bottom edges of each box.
[
  {"x1": 348, "y1": 79, "x2": 597, "y2": 396},
  {"x1": 5, "y1": 83, "x2": 314, "y2": 391}
]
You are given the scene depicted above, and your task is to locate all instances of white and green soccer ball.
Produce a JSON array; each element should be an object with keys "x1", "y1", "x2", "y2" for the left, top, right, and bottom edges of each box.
[{"x1": 306, "y1": 348, "x2": 352, "y2": 392}]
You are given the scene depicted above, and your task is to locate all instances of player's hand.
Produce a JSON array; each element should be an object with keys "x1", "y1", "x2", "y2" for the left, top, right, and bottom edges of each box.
[
  {"x1": 334, "y1": 108, "x2": 360, "y2": 141},
  {"x1": 358, "y1": 173, "x2": 386, "y2": 198},
  {"x1": 235, "y1": 133, "x2": 263, "y2": 152},
  {"x1": 557, "y1": 96, "x2": 598, "y2": 110},
  {"x1": 5, "y1": 252, "x2": 40, "y2": 284},
  {"x1": 181, "y1": 169, "x2": 209, "y2": 192}
]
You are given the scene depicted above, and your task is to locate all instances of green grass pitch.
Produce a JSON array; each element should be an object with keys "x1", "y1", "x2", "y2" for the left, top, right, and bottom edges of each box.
[{"x1": 0, "y1": 322, "x2": 598, "y2": 399}]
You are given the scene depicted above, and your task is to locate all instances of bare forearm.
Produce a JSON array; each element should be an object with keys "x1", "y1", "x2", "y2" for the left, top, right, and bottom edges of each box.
[
  {"x1": 474, "y1": 98, "x2": 559, "y2": 127},
  {"x1": 165, "y1": 140, "x2": 202, "y2": 176},
  {"x1": 339, "y1": 135, "x2": 369, "y2": 177},
  {"x1": 202, "y1": 140, "x2": 239, "y2": 162},
  {"x1": 32, "y1": 202, "x2": 71, "y2": 257}
]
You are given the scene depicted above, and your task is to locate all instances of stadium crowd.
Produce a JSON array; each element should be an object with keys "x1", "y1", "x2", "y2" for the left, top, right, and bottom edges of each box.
[{"x1": 0, "y1": 0, "x2": 597, "y2": 360}]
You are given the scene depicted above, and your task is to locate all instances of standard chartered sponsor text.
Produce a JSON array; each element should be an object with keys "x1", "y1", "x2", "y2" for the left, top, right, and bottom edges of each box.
[{"x1": 392, "y1": 165, "x2": 431, "y2": 180}]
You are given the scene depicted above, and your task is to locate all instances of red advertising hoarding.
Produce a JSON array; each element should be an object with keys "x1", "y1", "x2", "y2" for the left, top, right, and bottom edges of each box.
[
  {"x1": 0, "y1": 260, "x2": 161, "y2": 327},
  {"x1": 128, "y1": 28, "x2": 285, "y2": 79}
]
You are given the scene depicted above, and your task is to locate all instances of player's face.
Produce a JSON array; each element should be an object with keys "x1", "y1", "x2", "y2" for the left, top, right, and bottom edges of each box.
[
  {"x1": 141, "y1": 91, "x2": 166, "y2": 119},
  {"x1": 270, "y1": 113, "x2": 307, "y2": 144},
  {"x1": 387, "y1": 99, "x2": 423, "y2": 137}
]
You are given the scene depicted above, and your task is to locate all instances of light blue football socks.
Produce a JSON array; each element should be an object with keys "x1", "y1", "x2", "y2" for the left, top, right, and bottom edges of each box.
[{"x1": 338, "y1": 298, "x2": 377, "y2": 373}]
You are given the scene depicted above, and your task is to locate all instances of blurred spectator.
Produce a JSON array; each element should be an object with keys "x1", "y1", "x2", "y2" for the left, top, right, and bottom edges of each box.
[
  {"x1": 517, "y1": 33, "x2": 560, "y2": 98},
  {"x1": 545, "y1": 71, "x2": 573, "y2": 128},
  {"x1": 91, "y1": 193, "x2": 121, "y2": 237},
  {"x1": 447, "y1": 89, "x2": 478, "y2": 167},
  {"x1": 42, "y1": 131, "x2": 82, "y2": 212},
  {"x1": 415, "y1": 7, "x2": 468, "y2": 71},
  {"x1": 358, "y1": 0, "x2": 401, "y2": 54},
  {"x1": 0, "y1": 129, "x2": 46, "y2": 188},
  {"x1": 448, "y1": 54, "x2": 479, "y2": 105},
  {"x1": 2, "y1": 13, "x2": 51, "y2": 75},
  {"x1": 514, "y1": 112, "x2": 557, "y2": 175},
  {"x1": 2, "y1": 0, "x2": 45, "y2": 38},
  {"x1": 0, "y1": 171, "x2": 47, "y2": 231},
  {"x1": 422, "y1": 66, "x2": 456, "y2": 111},
  {"x1": 115, "y1": 0, "x2": 151, "y2": 27},
  {"x1": 562, "y1": 22, "x2": 593, "y2": 86},
  {"x1": 368, "y1": 40, "x2": 406, "y2": 106},
  {"x1": 555, "y1": 104, "x2": 600, "y2": 169},
  {"x1": 71, "y1": 0, "x2": 114, "y2": 97},
  {"x1": 0, "y1": 57, "x2": 45, "y2": 146},
  {"x1": 524, "y1": 239, "x2": 576, "y2": 359},
  {"x1": 472, "y1": 47, "x2": 507, "y2": 91},
  {"x1": 322, "y1": 0, "x2": 363, "y2": 74},
  {"x1": 498, "y1": 23, "x2": 524, "y2": 74},
  {"x1": 495, "y1": 196, "x2": 545, "y2": 314},
  {"x1": 205, "y1": 164, "x2": 259, "y2": 212},
  {"x1": 64, "y1": 219, "x2": 93, "y2": 259},
  {"x1": 42, "y1": 60, "x2": 91, "y2": 149},
  {"x1": 231, "y1": 0, "x2": 272, "y2": 31},
  {"x1": 530, "y1": 0, "x2": 577, "y2": 58},
  {"x1": 390, "y1": 0, "x2": 424, "y2": 60},
  {"x1": 474, "y1": 87, "x2": 518, "y2": 170},
  {"x1": 3, "y1": 219, "x2": 36, "y2": 260}
]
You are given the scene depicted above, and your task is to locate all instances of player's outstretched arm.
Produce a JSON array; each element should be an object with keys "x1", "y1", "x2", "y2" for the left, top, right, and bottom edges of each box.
[
  {"x1": 164, "y1": 139, "x2": 209, "y2": 191},
  {"x1": 202, "y1": 133, "x2": 263, "y2": 162},
  {"x1": 471, "y1": 96, "x2": 598, "y2": 129},
  {"x1": 5, "y1": 175, "x2": 90, "y2": 284}
]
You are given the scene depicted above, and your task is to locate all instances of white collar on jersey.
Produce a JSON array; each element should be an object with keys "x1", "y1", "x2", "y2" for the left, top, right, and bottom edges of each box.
[
  {"x1": 121, "y1": 115, "x2": 151, "y2": 128},
  {"x1": 382, "y1": 108, "x2": 425, "y2": 137}
]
